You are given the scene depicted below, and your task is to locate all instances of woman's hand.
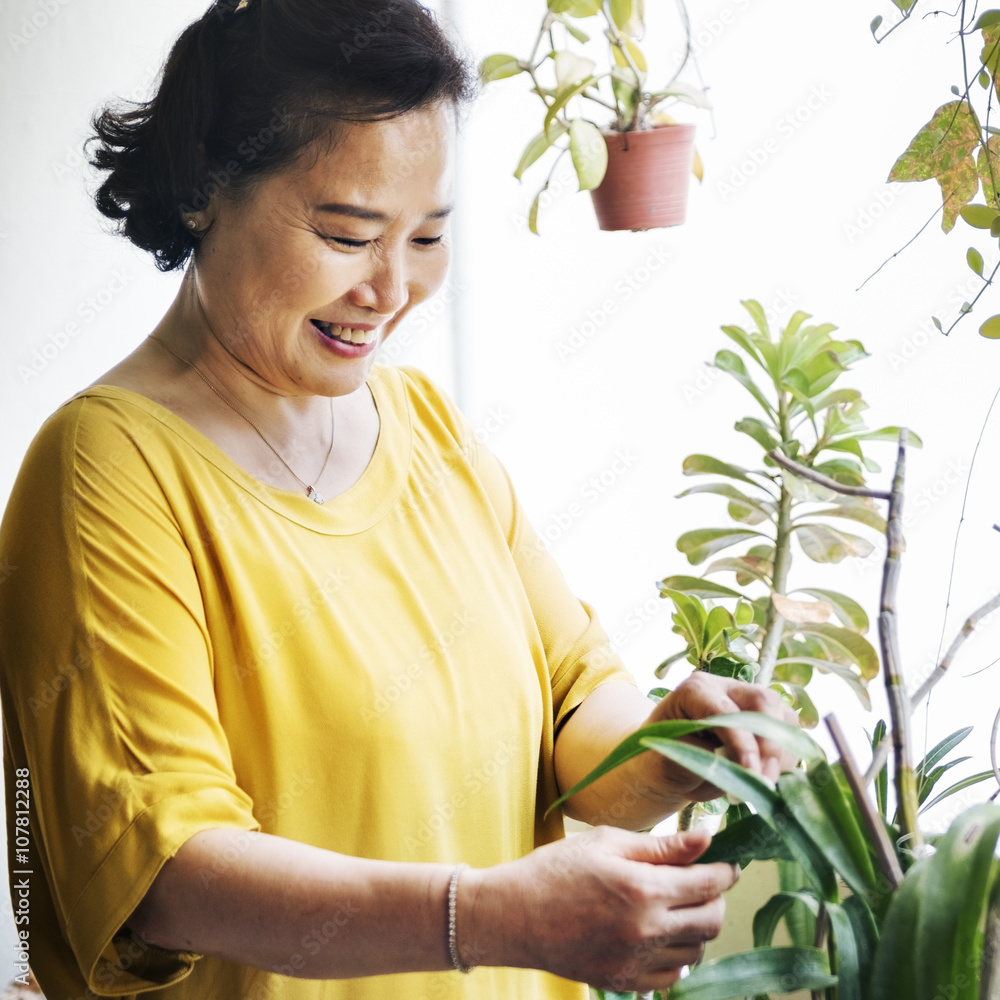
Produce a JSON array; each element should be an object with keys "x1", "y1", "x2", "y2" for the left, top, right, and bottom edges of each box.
[
  {"x1": 461, "y1": 826, "x2": 739, "y2": 993},
  {"x1": 644, "y1": 671, "x2": 801, "y2": 801}
]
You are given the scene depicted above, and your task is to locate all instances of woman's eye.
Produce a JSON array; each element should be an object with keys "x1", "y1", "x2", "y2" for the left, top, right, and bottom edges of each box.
[
  {"x1": 323, "y1": 236, "x2": 368, "y2": 248},
  {"x1": 413, "y1": 236, "x2": 444, "y2": 246}
]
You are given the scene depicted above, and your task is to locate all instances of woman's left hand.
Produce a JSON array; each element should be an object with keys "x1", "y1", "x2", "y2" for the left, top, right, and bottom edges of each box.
[{"x1": 642, "y1": 671, "x2": 800, "y2": 802}]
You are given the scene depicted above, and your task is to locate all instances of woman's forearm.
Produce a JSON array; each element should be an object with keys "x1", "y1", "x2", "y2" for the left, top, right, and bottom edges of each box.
[
  {"x1": 553, "y1": 682, "x2": 688, "y2": 830},
  {"x1": 127, "y1": 828, "x2": 464, "y2": 979}
]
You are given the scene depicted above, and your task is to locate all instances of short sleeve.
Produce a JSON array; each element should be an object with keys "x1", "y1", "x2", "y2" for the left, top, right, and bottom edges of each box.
[
  {"x1": 396, "y1": 367, "x2": 636, "y2": 732},
  {"x1": 0, "y1": 399, "x2": 260, "y2": 995}
]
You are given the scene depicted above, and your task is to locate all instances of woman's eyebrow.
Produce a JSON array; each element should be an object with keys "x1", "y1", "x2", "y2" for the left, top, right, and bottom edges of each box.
[{"x1": 314, "y1": 202, "x2": 454, "y2": 221}]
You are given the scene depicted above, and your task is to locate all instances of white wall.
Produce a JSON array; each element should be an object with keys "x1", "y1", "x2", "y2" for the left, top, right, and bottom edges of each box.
[{"x1": 2, "y1": 0, "x2": 1000, "y2": 987}]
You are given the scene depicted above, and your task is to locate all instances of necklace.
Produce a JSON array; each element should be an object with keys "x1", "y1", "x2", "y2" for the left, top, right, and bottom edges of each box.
[{"x1": 149, "y1": 335, "x2": 335, "y2": 504}]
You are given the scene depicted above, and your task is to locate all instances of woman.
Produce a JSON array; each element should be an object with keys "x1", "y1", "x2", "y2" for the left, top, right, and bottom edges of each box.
[{"x1": 0, "y1": 1, "x2": 796, "y2": 998}]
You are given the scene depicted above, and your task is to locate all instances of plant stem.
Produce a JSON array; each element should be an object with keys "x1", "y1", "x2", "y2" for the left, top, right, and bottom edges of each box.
[
  {"x1": 758, "y1": 483, "x2": 791, "y2": 686},
  {"x1": 765, "y1": 450, "x2": 890, "y2": 500},
  {"x1": 826, "y1": 714, "x2": 904, "y2": 889},
  {"x1": 910, "y1": 592, "x2": 1000, "y2": 710},
  {"x1": 758, "y1": 397, "x2": 793, "y2": 686},
  {"x1": 879, "y1": 432, "x2": 923, "y2": 851}
]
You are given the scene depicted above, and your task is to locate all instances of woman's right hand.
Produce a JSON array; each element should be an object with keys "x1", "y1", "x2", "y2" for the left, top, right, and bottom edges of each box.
[{"x1": 460, "y1": 826, "x2": 739, "y2": 993}]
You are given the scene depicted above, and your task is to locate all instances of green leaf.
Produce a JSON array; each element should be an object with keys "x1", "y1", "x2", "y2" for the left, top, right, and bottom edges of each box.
[
  {"x1": 735, "y1": 417, "x2": 780, "y2": 452},
  {"x1": 714, "y1": 350, "x2": 778, "y2": 418},
  {"x1": 742, "y1": 299, "x2": 770, "y2": 338},
  {"x1": 916, "y1": 727, "x2": 973, "y2": 778},
  {"x1": 545, "y1": 712, "x2": 825, "y2": 818},
  {"x1": 913, "y1": 758, "x2": 972, "y2": 809},
  {"x1": 648, "y1": 82, "x2": 711, "y2": 110},
  {"x1": 528, "y1": 184, "x2": 546, "y2": 235},
  {"x1": 676, "y1": 482, "x2": 774, "y2": 518},
  {"x1": 705, "y1": 555, "x2": 773, "y2": 587},
  {"x1": 682, "y1": 454, "x2": 762, "y2": 486},
  {"x1": 720, "y1": 324, "x2": 767, "y2": 369},
  {"x1": 658, "y1": 575, "x2": 745, "y2": 599},
  {"x1": 543, "y1": 74, "x2": 599, "y2": 137},
  {"x1": 976, "y1": 9, "x2": 1000, "y2": 29},
  {"x1": 842, "y1": 894, "x2": 879, "y2": 993},
  {"x1": 852, "y1": 425, "x2": 924, "y2": 447},
  {"x1": 889, "y1": 101, "x2": 982, "y2": 232},
  {"x1": 700, "y1": 815, "x2": 795, "y2": 869},
  {"x1": 609, "y1": 0, "x2": 644, "y2": 35},
  {"x1": 969, "y1": 246, "x2": 986, "y2": 275},
  {"x1": 514, "y1": 123, "x2": 568, "y2": 180},
  {"x1": 703, "y1": 605, "x2": 736, "y2": 653},
  {"x1": 959, "y1": 203, "x2": 1000, "y2": 229},
  {"x1": 562, "y1": 0, "x2": 603, "y2": 15},
  {"x1": 667, "y1": 947, "x2": 837, "y2": 999},
  {"x1": 825, "y1": 900, "x2": 866, "y2": 1000},
  {"x1": 915, "y1": 804, "x2": 1000, "y2": 1000},
  {"x1": 752, "y1": 891, "x2": 818, "y2": 947},
  {"x1": 775, "y1": 658, "x2": 871, "y2": 711},
  {"x1": 660, "y1": 589, "x2": 707, "y2": 651},
  {"x1": 778, "y1": 860, "x2": 817, "y2": 947},
  {"x1": 795, "y1": 623, "x2": 880, "y2": 679},
  {"x1": 677, "y1": 528, "x2": 768, "y2": 565},
  {"x1": 551, "y1": 12, "x2": 591, "y2": 42},
  {"x1": 479, "y1": 53, "x2": 524, "y2": 84},
  {"x1": 794, "y1": 588, "x2": 869, "y2": 632},
  {"x1": 871, "y1": 858, "x2": 928, "y2": 1000},
  {"x1": 920, "y1": 770, "x2": 996, "y2": 813},
  {"x1": 804, "y1": 503, "x2": 887, "y2": 533},
  {"x1": 871, "y1": 14, "x2": 883, "y2": 34},
  {"x1": 792, "y1": 523, "x2": 875, "y2": 563},
  {"x1": 637, "y1": 740, "x2": 836, "y2": 898},
  {"x1": 779, "y1": 764, "x2": 878, "y2": 900},
  {"x1": 567, "y1": 118, "x2": 608, "y2": 190},
  {"x1": 980, "y1": 314, "x2": 1000, "y2": 338},
  {"x1": 553, "y1": 50, "x2": 597, "y2": 92},
  {"x1": 781, "y1": 682, "x2": 819, "y2": 728},
  {"x1": 869, "y1": 720, "x2": 889, "y2": 819}
]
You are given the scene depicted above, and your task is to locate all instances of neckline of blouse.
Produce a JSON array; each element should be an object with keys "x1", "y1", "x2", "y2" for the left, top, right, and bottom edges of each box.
[{"x1": 69, "y1": 363, "x2": 413, "y2": 536}]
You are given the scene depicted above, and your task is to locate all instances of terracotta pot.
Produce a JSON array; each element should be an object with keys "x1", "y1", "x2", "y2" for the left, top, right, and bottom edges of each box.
[{"x1": 589, "y1": 123, "x2": 696, "y2": 232}]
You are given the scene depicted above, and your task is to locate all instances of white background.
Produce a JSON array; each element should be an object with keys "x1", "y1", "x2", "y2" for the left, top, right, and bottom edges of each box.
[{"x1": 3, "y1": 0, "x2": 1000, "y2": 986}]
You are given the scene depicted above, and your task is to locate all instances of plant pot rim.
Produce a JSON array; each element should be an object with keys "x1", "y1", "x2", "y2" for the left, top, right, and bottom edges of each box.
[{"x1": 601, "y1": 122, "x2": 696, "y2": 137}]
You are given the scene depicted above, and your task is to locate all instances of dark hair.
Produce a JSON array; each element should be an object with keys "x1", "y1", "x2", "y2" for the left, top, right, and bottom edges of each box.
[{"x1": 87, "y1": 0, "x2": 477, "y2": 272}]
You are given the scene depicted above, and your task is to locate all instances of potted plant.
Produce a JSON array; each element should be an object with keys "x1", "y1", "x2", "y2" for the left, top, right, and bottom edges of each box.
[{"x1": 479, "y1": 0, "x2": 710, "y2": 233}]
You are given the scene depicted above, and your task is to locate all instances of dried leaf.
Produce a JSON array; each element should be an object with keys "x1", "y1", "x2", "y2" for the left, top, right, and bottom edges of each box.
[
  {"x1": 771, "y1": 592, "x2": 833, "y2": 624},
  {"x1": 888, "y1": 101, "x2": 982, "y2": 232}
]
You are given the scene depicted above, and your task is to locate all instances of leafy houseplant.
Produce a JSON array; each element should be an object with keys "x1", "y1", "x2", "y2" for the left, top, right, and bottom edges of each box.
[
  {"x1": 555, "y1": 426, "x2": 1000, "y2": 1000},
  {"x1": 656, "y1": 300, "x2": 919, "y2": 735},
  {"x1": 479, "y1": 0, "x2": 710, "y2": 233}
]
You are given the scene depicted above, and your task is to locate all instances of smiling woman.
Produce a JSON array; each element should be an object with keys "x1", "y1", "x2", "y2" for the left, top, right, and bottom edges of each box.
[{"x1": 0, "y1": 1, "x2": 796, "y2": 999}]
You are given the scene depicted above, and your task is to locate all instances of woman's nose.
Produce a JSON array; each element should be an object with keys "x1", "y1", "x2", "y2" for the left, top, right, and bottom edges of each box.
[{"x1": 352, "y1": 250, "x2": 408, "y2": 317}]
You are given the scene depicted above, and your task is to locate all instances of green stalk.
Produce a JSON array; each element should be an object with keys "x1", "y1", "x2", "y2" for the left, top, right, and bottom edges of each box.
[
  {"x1": 758, "y1": 394, "x2": 792, "y2": 687},
  {"x1": 879, "y1": 433, "x2": 923, "y2": 850}
]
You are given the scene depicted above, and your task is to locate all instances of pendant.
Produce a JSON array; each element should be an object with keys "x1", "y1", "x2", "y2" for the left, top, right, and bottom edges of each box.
[{"x1": 306, "y1": 486, "x2": 325, "y2": 505}]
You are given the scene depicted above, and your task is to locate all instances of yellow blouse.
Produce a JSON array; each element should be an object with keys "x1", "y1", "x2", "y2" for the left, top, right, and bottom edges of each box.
[{"x1": 0, "y1": 363, "x2": 634, "y2": 999}]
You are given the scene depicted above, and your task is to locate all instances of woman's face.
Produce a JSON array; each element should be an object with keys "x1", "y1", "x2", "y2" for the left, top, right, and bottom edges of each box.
[{"x1": 191, "y1": 101, "x2": 455, "y2": 398}]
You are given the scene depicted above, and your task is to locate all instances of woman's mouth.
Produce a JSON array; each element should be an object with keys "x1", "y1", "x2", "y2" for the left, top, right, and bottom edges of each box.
[{"x1": 311, "y1": 319, "x2": 378, "y2": 345}]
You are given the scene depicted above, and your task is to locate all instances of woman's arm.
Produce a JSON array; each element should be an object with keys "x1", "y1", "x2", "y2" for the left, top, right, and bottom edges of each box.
[
  {"x1": 553, "y1": 673, "x2": 799, "y2": 830},
  {"x1": 128, "y1": 825, "x2": 740, "y2": 992}
]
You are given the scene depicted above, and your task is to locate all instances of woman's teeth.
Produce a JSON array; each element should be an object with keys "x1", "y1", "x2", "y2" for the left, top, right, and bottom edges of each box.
[{"x1": 313, "y1": 320, "x2": 377, "y2": 345}]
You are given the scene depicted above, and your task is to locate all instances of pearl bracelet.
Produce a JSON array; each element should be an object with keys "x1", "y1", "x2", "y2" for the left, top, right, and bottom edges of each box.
[{"x1": 447, "y1": 863, "x2": 474, "y2": 974}]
